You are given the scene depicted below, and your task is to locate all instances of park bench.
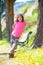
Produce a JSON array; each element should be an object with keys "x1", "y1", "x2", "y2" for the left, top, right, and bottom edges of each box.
[
  {"x1": 18, "y1": 31, "x2": 32, "y2": 46},
  {"x1": 0, "y1": 31, "x2": 32, "y2": 55}
]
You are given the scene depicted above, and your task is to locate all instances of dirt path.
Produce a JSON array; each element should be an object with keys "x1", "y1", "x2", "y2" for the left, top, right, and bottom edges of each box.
[{"x1": 0, "y1": 45, "x2": 23, "y2": 65}]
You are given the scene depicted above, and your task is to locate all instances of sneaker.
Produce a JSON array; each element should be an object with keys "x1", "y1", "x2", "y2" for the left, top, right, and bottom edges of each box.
[{"x1": 9, "y1": 53, "x2": 14, "y2": 58}]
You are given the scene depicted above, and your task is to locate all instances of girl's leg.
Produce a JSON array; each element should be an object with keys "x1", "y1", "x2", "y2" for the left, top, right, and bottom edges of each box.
[
  {"x1": 9, "y1": 39, "x2": 18, "y2": 54},
  {"x1": 10, "y1": 34, "x2": 14, "y2": 47},
  {"x1": 9, "y1": 36, "x2": 18, "y2": 58}
]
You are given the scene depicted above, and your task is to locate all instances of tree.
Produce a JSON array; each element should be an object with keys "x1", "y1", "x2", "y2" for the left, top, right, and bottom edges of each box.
[
  {"x1": 0, "y1": 15, "x2": 2, "y2": 40},
  {"x1": 0, "y1": 0, "x2": 5, "y2": 40},
  {"x1": 6, "y1": 0, "x2": 15, "y2": 41},
  {"x1": 31, "y1": 0, "x2": 43, "y2": 48},
  {"x1": 0, "y1": 0, "x2": 6, "y2": 40}
]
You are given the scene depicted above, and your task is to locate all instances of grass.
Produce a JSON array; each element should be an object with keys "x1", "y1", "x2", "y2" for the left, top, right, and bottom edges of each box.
[
  {"x1": 14, "y1": 48, "x2": 43, "y2": 65},
  {"x1": 0, "y1": 39, "x2": 10, "y2": 46}
]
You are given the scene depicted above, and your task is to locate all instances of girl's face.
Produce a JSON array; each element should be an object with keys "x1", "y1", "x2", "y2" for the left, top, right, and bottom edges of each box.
[{"x1": 18, "y1": 15, "x2": 22, "y2": 22}]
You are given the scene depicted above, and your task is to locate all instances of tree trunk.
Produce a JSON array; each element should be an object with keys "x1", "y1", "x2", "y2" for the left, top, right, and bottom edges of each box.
[
  {"x1": 0, "y1": 16, "x2": 2, "y2": 40},
  {"x1": 9, "y1": 1, "x2": 14, "y2": 38},
  {"x1": 31, "y1": 0, "x2": 43, "y2": 48},
  {"x1": 6, "y1": 0, "x2": 14, "y2": 41}
]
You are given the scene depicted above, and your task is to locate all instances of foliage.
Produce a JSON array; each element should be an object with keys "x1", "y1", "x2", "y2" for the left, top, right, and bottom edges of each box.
[
  {"x1": 0, "y1": 39, "x2": 9, "y2": 46},
  {"x1": 25, "y1": 8, "x2": 38, "y2": 23}
]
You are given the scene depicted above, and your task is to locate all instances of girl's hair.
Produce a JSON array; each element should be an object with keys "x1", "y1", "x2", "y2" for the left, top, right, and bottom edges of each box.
[{"x1": 16, "y1": 14, "x2": 24, "y2": 22}]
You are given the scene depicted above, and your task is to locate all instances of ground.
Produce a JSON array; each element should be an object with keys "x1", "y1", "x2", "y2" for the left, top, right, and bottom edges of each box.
[{"x1": 0, "y1": 45, "x2": 43, "y2": 65}]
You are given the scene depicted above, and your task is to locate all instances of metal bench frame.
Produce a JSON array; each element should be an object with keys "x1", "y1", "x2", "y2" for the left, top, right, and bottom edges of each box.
[{"x1": 18, "y1": 31, "x2": 32, "y2": 45}]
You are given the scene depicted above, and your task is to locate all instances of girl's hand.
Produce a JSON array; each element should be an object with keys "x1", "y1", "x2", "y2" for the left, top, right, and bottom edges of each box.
[
  {"x1": 12, "y1": 22, "x2": 16, "y2": 30},
  {"x1": 12, "y1": 24, "x2": 15, "y2": 30}
]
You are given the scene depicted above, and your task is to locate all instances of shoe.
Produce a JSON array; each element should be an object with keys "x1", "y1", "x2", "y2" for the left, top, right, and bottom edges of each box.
[{"x1": 9, "y1": 53, "x2": 14, "y2": 58}]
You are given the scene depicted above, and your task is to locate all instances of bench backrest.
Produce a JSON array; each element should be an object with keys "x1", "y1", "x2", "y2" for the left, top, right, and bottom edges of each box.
[{"x1": 18, "y1": 31, "x2": 32, "y2": 43}]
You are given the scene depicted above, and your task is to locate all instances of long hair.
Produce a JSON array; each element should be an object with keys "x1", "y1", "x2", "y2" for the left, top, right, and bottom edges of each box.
[{"x1": 16, "y1": 14, "x2": 24, "y2": 22}]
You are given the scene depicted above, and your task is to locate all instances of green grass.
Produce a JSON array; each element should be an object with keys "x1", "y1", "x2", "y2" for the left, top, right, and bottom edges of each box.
[
  {"x1": 0, "y1": 39, "x2": 10, "y2": 46},
  {"x1": 15, "y1": 48, "x2": 43, "y2": 65}
]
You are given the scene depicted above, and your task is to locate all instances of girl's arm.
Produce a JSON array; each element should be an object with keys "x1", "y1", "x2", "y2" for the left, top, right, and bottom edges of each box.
[
  {"x1": 25, "y1": 22, "x2": 28, "y2": 27},
  {"x1": 12, "y1": 22, "x2": 16, "y2": 30}
]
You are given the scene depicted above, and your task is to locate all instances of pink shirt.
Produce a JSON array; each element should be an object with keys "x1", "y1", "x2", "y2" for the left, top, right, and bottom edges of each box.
[{"x1": 12, "y1": 21, "x2": 26, "y2": 38}]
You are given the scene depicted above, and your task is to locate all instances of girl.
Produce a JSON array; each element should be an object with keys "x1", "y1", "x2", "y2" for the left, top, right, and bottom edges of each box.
[{"x1": 9, "y1": 14, "x2": 27, "y2": 58}]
